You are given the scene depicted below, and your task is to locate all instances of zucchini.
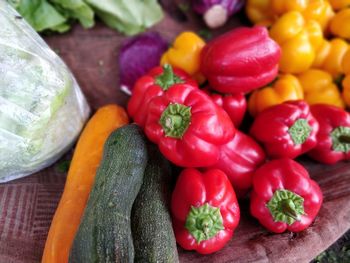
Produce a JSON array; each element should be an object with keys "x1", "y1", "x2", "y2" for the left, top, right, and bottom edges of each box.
[
  {"x1": 69, "y1": 124, "x2": 148, "y2": 263},
  {"x1": 131, "y1": 144, "x2": 179, "y2": 263}
]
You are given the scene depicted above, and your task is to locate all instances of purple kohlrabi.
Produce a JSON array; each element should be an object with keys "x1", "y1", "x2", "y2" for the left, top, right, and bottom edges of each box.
[{"x1": 191, "y1": 0, "x2": 245, "y2": 28}]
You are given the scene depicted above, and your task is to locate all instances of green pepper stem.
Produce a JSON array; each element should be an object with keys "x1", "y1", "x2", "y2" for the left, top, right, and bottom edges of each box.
[
  {"x1": 338, "y1": 135, "x2": 350, "y2": 144},
  {"x1": 185, "y1": 203, "x2": 224, "y2": 244},
  {"x1": 331, "y1": 126, "x2": 350, "y2": 152},
  {"x1": 267, "y1": 189, "x2": 304, "y2": 225},
  {"x1": 155, "y1": 64, "x2": 184, "y2": 90},
  {"x1": 159, "y1": 103, "x2": 191, "y2": 139},
  {"x1": 288, "y1": 118, "x2": 312, "y2": 145}
]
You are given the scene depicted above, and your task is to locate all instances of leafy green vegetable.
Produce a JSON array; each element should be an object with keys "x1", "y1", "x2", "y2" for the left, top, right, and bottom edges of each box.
[
  {"x1": 85, "y1": 0, "x2": 164, "y2": 35},
  {"x1": 9, "y1": 0, "x2": 70, "y2": 32},
  {"x1": 8, "y1": 0, "x2": 163, "y2": 35}
]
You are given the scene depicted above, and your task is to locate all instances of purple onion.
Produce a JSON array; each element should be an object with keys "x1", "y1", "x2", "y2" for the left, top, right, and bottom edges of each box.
[
  {"x1": 191, "y1": 0, "x2": 245, "y2": 28},
  {"x1": 119, "y1": 32, "x2": 168, "y2": 95}
]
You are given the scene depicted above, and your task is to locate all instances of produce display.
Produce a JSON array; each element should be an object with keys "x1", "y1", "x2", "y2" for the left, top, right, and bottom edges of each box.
[{"x1": 2, "y1": 0, "x2": 350, "y2": 262}]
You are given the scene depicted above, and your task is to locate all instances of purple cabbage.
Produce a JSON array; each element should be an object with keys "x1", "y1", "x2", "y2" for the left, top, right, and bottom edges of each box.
[
  {"x1": 119, "y1": 31, "x2": 168, "y2": 95},
  {"x1": 191, "y1": 0, "x2": 245, "y2": 28}
]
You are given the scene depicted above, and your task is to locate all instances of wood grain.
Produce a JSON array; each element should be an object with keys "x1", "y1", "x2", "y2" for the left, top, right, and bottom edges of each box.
[{"x1": 0, "y1": 9, "x2": 350, "y2": 263}]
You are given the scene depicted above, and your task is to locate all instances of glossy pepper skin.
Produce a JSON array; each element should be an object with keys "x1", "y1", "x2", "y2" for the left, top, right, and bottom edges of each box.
[
  {"x1": 207, "y1": 131, "x2": 266, "y2": 198},
  {"x1": 297, "y1": 69, "x2": 345, "y2": 108},
  {"x1": 127, "y1": 64, "x2": 197, "y2": 127},
  {"x1": 145, "y1": 85, "x2": 235, "y2": 167},
  {"x1": 308, "y1": 104, "x2": 350, "y2": 164},
  {"x1": 250, "y1": 100, "x2": 319, "y2": 159},
  {"x1": 313, "y1": 38, "x2": 349, "y2": 78},
  {"x1": 269, "y1": 11, "x2": 323, "y2": 74},
  {"x1": 171, "y1": 169, "x2": 240, "y2": 254},
  {"x1": 161, "y1": 32, "x2": 206, "y2": 83},
  {"x1": 203, "y1": 88, "x2": 247, "y2": 127},
  {"x1": 200, "y1": 26, "x2": 281, "y2": 94},
  {"x1": 330, "y1": 8, "x2": 350, "y2": 40},
  {"x1": 248, "y1": 74, "x2": 304, "y2": 117},
  {"x1": 250, "y1": 158, "x2": 323, "y2": 233}
]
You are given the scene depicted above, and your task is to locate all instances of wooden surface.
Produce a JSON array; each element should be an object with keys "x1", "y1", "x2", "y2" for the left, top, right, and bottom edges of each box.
[{"x1": 1, "y1": 7, "x2": 350, "y2": 263}]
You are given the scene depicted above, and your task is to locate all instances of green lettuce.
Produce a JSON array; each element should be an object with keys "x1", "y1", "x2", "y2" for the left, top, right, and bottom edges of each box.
[
  {"x1": 85, "y1": 0, "x2": 163, "y2": 35},
  {"x1": 8, "y1": 0, "x2": 163, "y2": 35}
]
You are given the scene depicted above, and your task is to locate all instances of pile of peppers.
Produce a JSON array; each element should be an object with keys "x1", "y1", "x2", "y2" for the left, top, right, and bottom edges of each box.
[{"x1": 125, "y1": 1, "x2": 350, "y2": 255}]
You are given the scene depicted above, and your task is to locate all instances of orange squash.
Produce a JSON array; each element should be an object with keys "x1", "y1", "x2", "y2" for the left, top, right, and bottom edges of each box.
[{"x1": 41, "y1": 104, "x2": 129, "y2": 263}]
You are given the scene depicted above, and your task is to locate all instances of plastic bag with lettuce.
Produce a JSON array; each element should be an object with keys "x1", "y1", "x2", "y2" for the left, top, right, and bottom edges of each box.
[{"x1": 0, "y1": 1, "x2": 90, "y2": 182}]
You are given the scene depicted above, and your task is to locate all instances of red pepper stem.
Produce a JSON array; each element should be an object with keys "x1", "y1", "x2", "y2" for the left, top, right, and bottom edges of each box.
[
  {"x1": 267, "y1": 189, "x2": 304, "y2": 225},
  {"x1": 159, "y1": 103, "x2": 191, "y2": 139},
  {"x1": 185, "y1": 203, "x2": 224, "y2": 244},
  {"x1": 155, "y1": 64, "x2": 184, "y2": 90}
]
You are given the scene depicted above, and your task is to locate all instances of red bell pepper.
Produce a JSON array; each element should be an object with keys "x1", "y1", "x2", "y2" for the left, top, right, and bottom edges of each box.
[
  {"x1": 171, "y1": 168, "x2": 240, "y2": 254},
  {"x1": 250, "y1": 100, "x2": 319, "y2": 159},
  {"x1": 200, "y1": 26, "x2": 281, "y2": 94},
  {"x1": 207, "y1": 131, "x2": 266, "y2": 198},
  {"x1": 308, "y1": 104, "x2": 350, "y2": 164},
  {"x1": 127, "y1": 64, "x2": 197, "y2": 127},
  {"x1": 145, "y1": 85, "x2": 235, "y2": 167},
  {"x1": 250, "y1": 159, "x2": 323, "y2": 233},
  {"x1": 203, "y1": 88, "x2": 247, "y2": 127}
]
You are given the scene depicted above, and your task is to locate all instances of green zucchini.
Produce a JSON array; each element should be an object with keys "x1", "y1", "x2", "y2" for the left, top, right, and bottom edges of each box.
[
  {"x1": 131, "y1": 144, "x2": 179, "y2": 263},
  {"x1": 69, "y1": 124, "x2": 148, "y2": 263}
]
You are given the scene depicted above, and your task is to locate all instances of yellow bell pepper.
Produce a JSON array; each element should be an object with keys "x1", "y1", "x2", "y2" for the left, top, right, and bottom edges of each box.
[
  {"x1": 297, "y1": 69, "x2": 345, "y2": 108},
  {"x1": 342, "y1": 76, "x2": 350, "y2": 106},
  {"x1": 329, "y1": 0, "x2": 350, "y2": 11},
  {"x1": 302, "y1": 0, "x2": 335, "y2": 32},
  {"x1": 160, "y1": 32, "x2": 206, "y2": 83},
  {"x1": 330, "y1": 8, "x2": 350, "y2": 39},
  {"x1": 248, "y1": 74, "x2": 304, "y2": 116},
  {"x1": 342, "y1": 49, "x2": 350, "y2": 106},
  {"x1": 246, "y1": 0, "x2": 334, "y2": 31},
  {"x1": 271, "y1": 0, "x2": 308, "y2": 15},
  {"x1": 246, "y1": 0, "x2": 276, "y2": 26},
  {"x1": 313, "y1": 38, "x2": 349, "y2": 78},
  {"x1": 342, "y1": 48, "x2": 350, "y2": 74},
  {"x1": 269, "y1": 11, "x2": 323, "y2": 74}
]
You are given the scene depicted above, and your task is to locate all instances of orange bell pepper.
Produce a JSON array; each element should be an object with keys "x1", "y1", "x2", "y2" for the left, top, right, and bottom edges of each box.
[
  {"x1": 313, "y1": 38, "x2": 349, "y2": 78},
  {"x1": 297, "y1": 69, "x2": 345, "y2": 108},
  {"x1": 248, "y1": 74, "x2": 304, "y2": 116},
  {"x1": 269, "y1": 11, "x2": 323, "y2": 74},
  {"x1": 161, "y1": 32, "x2": 206, "y2": 83}
]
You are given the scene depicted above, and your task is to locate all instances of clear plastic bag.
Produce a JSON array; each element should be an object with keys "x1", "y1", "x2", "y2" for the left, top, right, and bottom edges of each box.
[{"x1": 0, "y1": 1, "x2": 90, "y2": 182}]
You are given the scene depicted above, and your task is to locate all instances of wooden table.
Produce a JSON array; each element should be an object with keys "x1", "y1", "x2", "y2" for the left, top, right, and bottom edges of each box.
[{"x1": 0, "y1": 8, "x2": 350, "y2": 263}]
